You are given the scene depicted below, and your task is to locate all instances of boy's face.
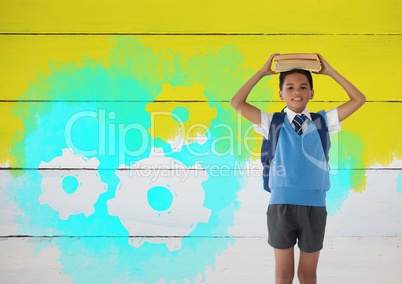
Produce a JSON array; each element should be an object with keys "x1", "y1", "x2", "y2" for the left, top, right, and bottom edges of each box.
[{"x1": 279, "y1": 72, "x2": 314, "y2": 113}]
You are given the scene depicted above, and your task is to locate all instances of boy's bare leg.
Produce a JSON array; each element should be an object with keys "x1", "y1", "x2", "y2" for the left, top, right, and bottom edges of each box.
[
  {"x1": 297, "y1": 251, "x2": 320, "y2": 284},
  {"x1": 273, "y1": 247, "x2": 295, "y2": 284}
]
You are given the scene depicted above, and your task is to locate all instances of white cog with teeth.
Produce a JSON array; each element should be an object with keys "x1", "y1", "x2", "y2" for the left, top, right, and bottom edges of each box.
[
  {"x1": 38, "y1": 148, "x2": 107, "y2": 220},
  {"x1": 107, "y1": 148, "x2": 211, "y2": 251}
]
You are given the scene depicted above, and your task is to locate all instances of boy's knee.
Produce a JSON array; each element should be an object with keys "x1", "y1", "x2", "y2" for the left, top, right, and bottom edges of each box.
[
  {"x1": 276, "y1": 274, "x2": 294, "y2": 284},
  {"x1": 276, "y1": 269, "x2": 294, "y2": 284},
  {"x1": 297, "y1": 270, "x2": 317, "y2": 284}
]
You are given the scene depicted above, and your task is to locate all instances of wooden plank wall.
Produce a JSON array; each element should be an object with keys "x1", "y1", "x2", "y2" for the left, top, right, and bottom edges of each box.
[{"x1": 1, "y1": 1, "x2": 402, "y2": 283}]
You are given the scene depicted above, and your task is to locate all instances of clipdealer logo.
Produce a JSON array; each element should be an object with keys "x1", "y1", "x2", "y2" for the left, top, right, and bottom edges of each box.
[{"x1": 63, "y1": 109, "x2": 261, "y2": 163}]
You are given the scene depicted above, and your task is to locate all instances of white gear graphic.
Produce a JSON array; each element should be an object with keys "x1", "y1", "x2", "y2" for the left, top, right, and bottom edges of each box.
[
  {"x1": 107, "y1": 148, "x2": 211, "y2": 251},
  {"x1": 38, "y1": 148, "x2": 107, "y2": 220}
]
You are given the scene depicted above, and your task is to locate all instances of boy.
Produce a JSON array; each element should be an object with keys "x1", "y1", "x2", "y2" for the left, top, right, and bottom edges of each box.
[{"x1": 230, "y1": 54, "x2": 366, "y2": 284}]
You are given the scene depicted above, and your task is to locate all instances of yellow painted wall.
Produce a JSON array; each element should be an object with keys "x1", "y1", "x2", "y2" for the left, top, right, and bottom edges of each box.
[{"x1": 0, "y1": 1, "x2": 401, "y2": 283}]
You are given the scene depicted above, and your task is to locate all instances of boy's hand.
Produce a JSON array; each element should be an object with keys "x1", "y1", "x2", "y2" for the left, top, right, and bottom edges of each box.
[
  {"x1": 315, "y1": 54, "x2": 335, "y2": 75},
  {"x1": 259, "y1": 53, "x2": 280, "y2": 76}
]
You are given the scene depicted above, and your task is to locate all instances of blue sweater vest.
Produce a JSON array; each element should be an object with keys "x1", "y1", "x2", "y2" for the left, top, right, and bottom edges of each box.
[{"x1": 269, "y1": 112, "x2": 330, "y2": 206}]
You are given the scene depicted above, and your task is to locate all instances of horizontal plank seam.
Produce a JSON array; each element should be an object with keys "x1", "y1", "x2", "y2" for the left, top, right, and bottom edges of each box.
[
  {"x1": 0, "y1": 33, "x2": 401, "y2": 36},
  {"x1": 0, "y1": 100, "x2": 400, "y2": 103},
  {"x1": 1, "y1": 235, "x2": 401, "y2": 238},
  {"x1": 0, "y1": 235, "x2": 262, "y2": 238},
  {"x1": 1, "y1": 168, "x2": 401, "y2": 171}
]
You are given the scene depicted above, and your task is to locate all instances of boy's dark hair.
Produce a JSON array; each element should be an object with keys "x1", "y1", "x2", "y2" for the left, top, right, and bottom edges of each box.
[{"x1": 279, "y1": 69, "x2": 313, "y2": 90}]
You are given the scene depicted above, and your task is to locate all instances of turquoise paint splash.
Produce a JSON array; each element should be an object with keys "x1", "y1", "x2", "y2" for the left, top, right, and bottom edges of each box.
[
  {"x1": 62, "y1": 176, "x2": 79, "y2": 194},
  {"x1": 8, "y1": 37, "x2": 245, "y2": 283},
  {"x1": 327, "y1": 131, "x2": 365, "y2": 214},
  {"x1": 397, "y1": 172, "x2": 402, "y2": 195},
  {"x1": 147, "y1": 186, "x2": 174, "y2": 211}
]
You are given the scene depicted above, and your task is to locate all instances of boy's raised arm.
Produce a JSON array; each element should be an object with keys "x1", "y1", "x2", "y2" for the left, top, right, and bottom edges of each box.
[
  {"x1": 230, "y1": 54, "x2": 279, "y2": 126},
  {"x1": 316, "y1": 54, "x2": 366, "y2": 122}
]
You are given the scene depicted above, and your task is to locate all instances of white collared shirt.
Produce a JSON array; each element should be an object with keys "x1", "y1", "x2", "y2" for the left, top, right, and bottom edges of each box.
[{"x1": 254, "y1": 107, "x2": 341, "y2": 139}]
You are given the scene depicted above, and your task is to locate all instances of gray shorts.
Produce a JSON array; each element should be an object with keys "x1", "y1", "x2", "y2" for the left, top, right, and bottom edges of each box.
[{"x1": 267, "y1": 204, "x2": 327, "y2": 253}]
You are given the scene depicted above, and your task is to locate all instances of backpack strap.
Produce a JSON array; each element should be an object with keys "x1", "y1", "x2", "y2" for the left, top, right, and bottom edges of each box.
[
  {"x1": 310, "y1": 112, "x2": 331, "y2": 159},
  {"x1": 260, "y1": 112, "x2": 286, "y2": 192},
  {"x1": 260, "y1": 112, "x2": 286, "y2": 164}
]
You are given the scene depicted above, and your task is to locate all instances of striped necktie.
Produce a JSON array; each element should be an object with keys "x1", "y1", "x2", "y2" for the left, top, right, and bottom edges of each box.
[{"x1": 293, "y1": 114, "x2": 306, "y2": 135}]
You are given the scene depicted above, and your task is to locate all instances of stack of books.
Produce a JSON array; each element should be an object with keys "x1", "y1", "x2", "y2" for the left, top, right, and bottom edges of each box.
[{"x1": 274, "y1": 53, "x2": 321, "y2": 72}]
